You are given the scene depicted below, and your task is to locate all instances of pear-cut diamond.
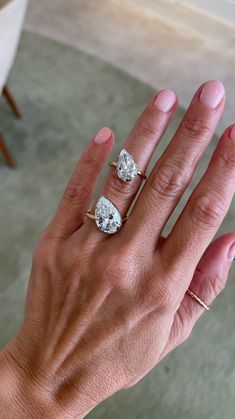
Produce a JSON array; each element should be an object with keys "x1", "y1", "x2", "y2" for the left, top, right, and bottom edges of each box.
[
  {"x1": 95, "y1": 196, "x2": 122, "y2": 234},
  {"x1": 117, "y1": 149, "x2": 138, "y2": 182}
]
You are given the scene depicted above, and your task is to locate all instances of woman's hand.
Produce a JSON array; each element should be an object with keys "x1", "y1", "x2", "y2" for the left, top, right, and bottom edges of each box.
[{"x1": 1, "y1": 80, "x2": 235, "y2": 419}]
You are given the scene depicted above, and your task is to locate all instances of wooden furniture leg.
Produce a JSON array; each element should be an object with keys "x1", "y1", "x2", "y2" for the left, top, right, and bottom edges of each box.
[
  {"x1": 2, "y1": 85, "x2": 22, "y2": 118},
  {"x1": 0, "y1": 133, "x2": 15, "y2": 168}
]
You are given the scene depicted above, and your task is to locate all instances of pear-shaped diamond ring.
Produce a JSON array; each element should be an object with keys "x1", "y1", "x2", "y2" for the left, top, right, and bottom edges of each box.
[
  {"x1": 109, "y1": 149, "x2": 147, "y2": 182},
  {"x1": 85, "y1": 196, "x2": 128, "y2": 235}
]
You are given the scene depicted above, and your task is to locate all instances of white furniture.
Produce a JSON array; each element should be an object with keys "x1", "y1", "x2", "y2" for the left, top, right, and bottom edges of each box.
[
  {"x1": 0, "y1": 0, "x2": 28, "y2": 167},
  {"x1": 0, "y1": 0, "x2": 28, "y2": 93}
]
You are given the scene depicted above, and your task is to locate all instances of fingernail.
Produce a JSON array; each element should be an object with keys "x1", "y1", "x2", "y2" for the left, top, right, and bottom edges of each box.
[
  {"x1": 94, "y1": 127, "x2": 112, "y2": 144},
  {"x1": 228, "y1": 242, "x2": 235, "y2": 261},
  {"x1": 199, "y1": 80, "x2": 224, "y2": 109},
  {"x1": 154, "y1": 89, "x2": 176, "y2": 112},
  {"x1": 229, "y1": 125, "x2": 235, "y2": 141}
]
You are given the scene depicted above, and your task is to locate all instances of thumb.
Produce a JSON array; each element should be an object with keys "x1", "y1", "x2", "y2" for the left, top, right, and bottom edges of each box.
[{"x1": 194, "y1": 231, "x2": 235, "y2": 282}]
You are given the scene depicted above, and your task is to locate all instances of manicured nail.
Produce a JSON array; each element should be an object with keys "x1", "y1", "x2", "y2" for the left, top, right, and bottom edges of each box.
[
  {"x1": 228, "y1": 242, "x2": 235, "y2": 261},
  {"x1": 199, "y1": 80, "x2": 224, "y2": 109},
  {"x1": 94, "y1": 127, "x2": 112, "y2": 144},
  {"x1": 154, "y1": 89, "x2": 176, "y2": 112},
  {"x1": 229, "y1": 125, "x2": 235, "y2": 141}
]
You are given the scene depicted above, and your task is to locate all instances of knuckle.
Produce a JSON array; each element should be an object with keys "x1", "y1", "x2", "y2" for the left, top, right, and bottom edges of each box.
[
  {"x1": 217, "y1": 148, "x2": 235, "y2": 172},
  {"x1": 106, "y1": 171, "x2": 135, "y2": 198},
  {"x1": 62, "y1": 154, "x2": 98, "y2": 204},
  {"x1": 180, "y1": 117, "x2": 211, "y2": 142},
  {"x1": 135, "y1": 117, "x2": 158, "y2": 141},
  {"x1": 80, "y1": 154, "x2": 98, "y2": 171},
  {"x1": 150, "y1": 161, "x2": 191, "y2": 199},
  {"x1": 63, "y1": 182, "x2": 90, "y2": 204},
  {"x1": 190, "y1": 193, "x2": 226, "y2": 228}
]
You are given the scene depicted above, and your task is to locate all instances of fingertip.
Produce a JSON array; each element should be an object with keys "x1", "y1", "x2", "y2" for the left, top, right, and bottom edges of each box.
[
  {"x1": 94, "y1": 127, "x2": 114, "y2": 145},
  {"x1": 197, "y1": 232, "x2": 235, "y2": 273},
  {"x1": 154, "y1": 89, "x2": 178, "y2": 113},
  {"x1": 198, "y1": 80, "x2": 225, "y2": 109}
]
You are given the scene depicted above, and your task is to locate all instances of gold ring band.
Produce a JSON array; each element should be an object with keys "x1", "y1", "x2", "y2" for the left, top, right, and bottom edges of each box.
[
  {"x1": 186, "y1": 288, "x2": 210, "y2": 311},
  {"x1": 85, "y1": 210, "x2": 96, "y2": 220},
  {"x1": 109, "y1": 161, "x2": 147, "y2": 180}
]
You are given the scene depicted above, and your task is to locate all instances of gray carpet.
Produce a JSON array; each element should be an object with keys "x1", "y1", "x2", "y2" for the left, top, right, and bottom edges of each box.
[{"x1": 0, "y1": 32, "x2": 235, "y2": 419}]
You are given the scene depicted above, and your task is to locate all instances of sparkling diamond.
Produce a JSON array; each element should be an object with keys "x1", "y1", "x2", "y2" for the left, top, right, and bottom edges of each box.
[
  {"x1": 117, "y1": 149, "x2": 138, "y2": 182},
  {"x1": 95, "y1": 196, "x2": 122, "y2": 234}
]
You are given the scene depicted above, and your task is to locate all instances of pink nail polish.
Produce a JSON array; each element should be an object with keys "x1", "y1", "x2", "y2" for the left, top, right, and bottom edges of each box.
[
  {"x1": 228, "y1": 242, "x2": 235, "y2": 261},
  {"x1": 94, "y1": 127, "x2": 112, "y2": 144},
  {"x1": 199, "y1": 80, "x2": 224, "y2": 109},
  {"x1": 154, "y1": 89, "x2": 176, "y2": 113},
  {"x1": 229, "y1": 125, "x2": 235, "y2": 141}
]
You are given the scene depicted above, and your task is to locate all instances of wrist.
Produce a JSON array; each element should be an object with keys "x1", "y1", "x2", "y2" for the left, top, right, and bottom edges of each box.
[
  {"x1": 0, "y1": 338, "x2": 98, "y2": 419},
  {"x1": 0, "y1": 343, "x2": 52, "y2": 418},
  {"x1": 0, "y1": 348, "x2": 29, "y2": 418}
]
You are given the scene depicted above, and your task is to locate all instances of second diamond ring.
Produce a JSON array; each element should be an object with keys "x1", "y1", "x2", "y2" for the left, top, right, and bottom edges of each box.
[
  {"x1": 86, "y1": 196, "x2": 128, "y2": 235},
  {"x1": 109, "y1": 149, "x2": 147, "y2": 182}
]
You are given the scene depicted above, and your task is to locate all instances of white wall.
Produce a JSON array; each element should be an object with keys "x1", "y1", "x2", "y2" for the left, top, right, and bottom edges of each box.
[
  {"x1": 179, "y1": 0, "x2": 235, "y2": 26},
  {"x1": 117, "y1": 0, "x2": 235, "y2": 26}
]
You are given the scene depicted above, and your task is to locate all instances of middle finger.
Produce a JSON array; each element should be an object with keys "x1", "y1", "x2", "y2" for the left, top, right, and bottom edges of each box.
[
  {"x1": 99, "y1": 89, "x2": 177, "y2": 217},
  {"x1": 127, "y1": 80, "x2": 225, "y2": 247}
]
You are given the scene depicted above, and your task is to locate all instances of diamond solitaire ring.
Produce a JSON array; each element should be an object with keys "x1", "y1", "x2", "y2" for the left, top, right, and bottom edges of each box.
[
  {"x1": 85, "y1": 196, "x2": 128, "y2": 235},
  {"x1": 109, "y1": 149, "x2": 147, "y2": 182}
]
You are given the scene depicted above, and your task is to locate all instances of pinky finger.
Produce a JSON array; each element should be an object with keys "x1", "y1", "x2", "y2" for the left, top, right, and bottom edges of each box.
[
  {"x1": 164, "y1": 232, "x2": 235, "y2": 354},
  {"x1": 45, "y1": 127, "x2": 115, "y2": 239}
]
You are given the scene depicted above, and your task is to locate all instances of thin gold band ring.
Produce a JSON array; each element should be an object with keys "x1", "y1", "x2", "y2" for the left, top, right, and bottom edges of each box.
[{"x1": 186, "y1": 288, "x2": 210, "y2": 311}]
